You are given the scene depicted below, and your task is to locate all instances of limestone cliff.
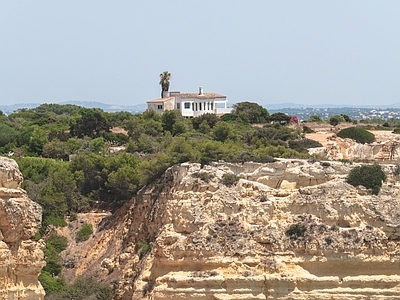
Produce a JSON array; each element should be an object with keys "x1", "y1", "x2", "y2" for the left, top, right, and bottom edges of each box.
[
  {"x1": 309, "y1": 135, "x2": 400, "y2": 161},
  {"x1": 0, "y1": 157, "x2": 45, "y2": 300},
  {"x1": 59, "y1": 158, "x2": 400, "y2": 299}
]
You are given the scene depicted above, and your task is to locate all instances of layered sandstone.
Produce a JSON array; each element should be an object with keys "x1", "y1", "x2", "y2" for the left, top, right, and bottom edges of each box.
[
  {"x1": 59, "y1": 159, "x2": 400, "y2": 299},
  {"x1": 0, "y1": 157, "x2": 45, "y2": 300},
  {"x1": 309, "y1": 135, "x2": 400, "y2": 161}
]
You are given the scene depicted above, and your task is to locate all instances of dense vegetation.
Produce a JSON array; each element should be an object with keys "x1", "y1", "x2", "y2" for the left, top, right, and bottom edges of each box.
[
  {"x1": 337, "y1": 127, "x2": 375, "y2": 143},
  {"x1": 0, "y1": 103, "x2": 313, "y2": 226},
  {"x1": 45, "y1": 276, "x2": 114, "y2": 300},
  {"x1": 0, "y1": 102, "x2": 380, "y2": 298},
  {"x1": 346, "y1": 164, "x2": 386, "y2": 195}
]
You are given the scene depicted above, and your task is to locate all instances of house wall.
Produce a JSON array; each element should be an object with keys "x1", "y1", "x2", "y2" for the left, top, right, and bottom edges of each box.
[
  {"x1": 178, "y1": 97, "x2": 227, "y2": 117},
  {"x1": 147, "y1": 98, "x2": 175, "y2": 114},
  {"x1": 148, "y1": 96, "x2": 230, "y2": 117}
]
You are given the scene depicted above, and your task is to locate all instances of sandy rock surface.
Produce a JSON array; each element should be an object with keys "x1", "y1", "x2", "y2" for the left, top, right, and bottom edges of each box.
[
  {"x1": 0, "y1": 157, "x2": 45, "y2": 299},
  {"x1": 58, "y1": 159, "x2": 400, "y2": 299}
]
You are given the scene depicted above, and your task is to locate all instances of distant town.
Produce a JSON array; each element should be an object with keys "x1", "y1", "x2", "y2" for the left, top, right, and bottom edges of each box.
[{"x1": 269, "y1": 106, "x2": 400, "y2": 122}]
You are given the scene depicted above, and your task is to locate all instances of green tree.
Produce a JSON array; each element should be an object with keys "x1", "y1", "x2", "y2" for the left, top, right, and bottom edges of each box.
[
  {"x1": 340, "y1": 114, "x2": 352, "y2": 123},
  {"x1": 306, "y1": 114, "x2": 324, "y2": 123},
  {"x1": 0, "y1": 124, "x2": 19, "y2": 152},
  {"x1": 70, "y1": 153, "x2": 107, "y2": 197},
  {"x1": 159, "y1": 71, "x2": 171, "y2": 98},
  {"x1": 213, "y1": 122, "x2": 234, "y2": 142},
  {"x1": 29, "y1": 126, "x2": 48, "y2": 155},
  {"x1": 269, "y1": 112, "x2": 291, "y2": 124},
  {"x1": 232, "y1": 102, "x2": 270, "y2": 124},
  {"x1": 192, "y1": 113, "x2": 219, "y2": 130},
  {"x1": 42, "y1": 140, "x2": 69, "y2": 160},
  {"x1": 162, "y1": 110, "x2": 185, "y2": 135},
  {"x1": 329, "y1": 114, "x2": 345, "y2": 126},
  {"x1": 69, "y1": 108, "x2": 111, "y2": 138},
  {"x1": 104, "y1": 153, "x2": 140, "y2": 201}
]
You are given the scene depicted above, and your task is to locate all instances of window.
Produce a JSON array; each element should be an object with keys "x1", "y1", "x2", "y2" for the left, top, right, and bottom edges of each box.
[
  {"x1": 177, "y1": 103, "x2": 180, "y2": 109},
  {"x1": 184, "y1": 102, "x2": 190, "y2": 109},
  {"x1": 157, "y1": 105, "x2": 163, "y2": 110},
  {"x1": 199, "y1": 103, "x2": 202, "y2": 110},
  {"x1": 210, "y1": 103, "x2": 213, "y2": 110}
]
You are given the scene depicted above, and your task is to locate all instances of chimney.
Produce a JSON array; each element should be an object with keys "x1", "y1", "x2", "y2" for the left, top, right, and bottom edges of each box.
[{"x1": 198, "y1": 86, "x2": 204, "y2": 96}]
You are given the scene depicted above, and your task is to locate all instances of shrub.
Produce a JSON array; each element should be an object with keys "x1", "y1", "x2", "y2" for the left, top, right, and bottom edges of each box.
[
  {"x1": 46, "y1": 232, "x2": 68, "y2": 253},
  {"x1": 221, "y1": 173, "x2": 239, "y2": 187},
  {"x1": 192, "y1": 172, "x2": 214, "y2": 183},
  {"x1": 302, "y1": 126, "x2": 314, "y2": 134},
  {"x1": 138, "y1": 240, "x2": 150, "y2": 259},
  {"x1": 39, "y1": 271, "x2": 65, "y2": 294},
  {"x1": 288, "y1": 139, "x2": 323, "y2": 153},
  {"x1": 346, "y1": 164, "x2": 386, "y2": 195},
  {"x1": 46, "y1": 276, "x2": 114, "y2": 300},
  {"x1": 337, "y1": 127, "x2": 375, "y2": 143},
  {"x1": 76, "y1": 223, "x2": 93, "y2": 242},
  {"x1": 43, "y1": 215, "x2": 68, "y2": 229},
  {"x1": 286, "y1": 223, "x2": 306, "y2": 239}
]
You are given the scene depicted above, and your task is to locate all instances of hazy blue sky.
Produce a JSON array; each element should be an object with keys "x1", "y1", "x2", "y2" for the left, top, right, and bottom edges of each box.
[{"x1": 1, "y1": 1, "x2": 400, "y2": 107}]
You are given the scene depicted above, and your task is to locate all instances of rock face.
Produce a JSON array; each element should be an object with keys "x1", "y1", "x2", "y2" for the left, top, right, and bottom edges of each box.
[
  {"x1": 309, "y1": 136, "x2": 400, "y2": 161},
  {"x1": 61, "y1": 159, "x2": 400, "y2": 299},
  {"x1": 0, "y1": 157, "x2": 45, "y2": 299}
]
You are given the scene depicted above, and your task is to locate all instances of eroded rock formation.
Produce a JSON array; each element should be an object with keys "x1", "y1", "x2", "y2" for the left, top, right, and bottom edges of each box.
[
  {"x1": 59, "y1": 159, "x2": 400, "y2": 299},
  {"x1": 0, "y1": 157, "x2": 45, "y2": 299},
  {"x1": 309, "y1": 136, "x2": 400, "y2": 161}
]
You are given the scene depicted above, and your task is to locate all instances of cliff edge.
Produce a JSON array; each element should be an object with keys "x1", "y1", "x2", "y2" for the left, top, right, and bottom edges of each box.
[
  {"x1": 0, "y1": 157, "x2": 45, "y2": 299},
  {"x1": 60, "y1": 159, "x2": 400, "y2": 299}
]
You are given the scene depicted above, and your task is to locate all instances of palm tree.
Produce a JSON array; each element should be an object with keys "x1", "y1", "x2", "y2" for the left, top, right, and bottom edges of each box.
[{"x1": 159, "y1": 71, "x2": 171, "y2": 98}]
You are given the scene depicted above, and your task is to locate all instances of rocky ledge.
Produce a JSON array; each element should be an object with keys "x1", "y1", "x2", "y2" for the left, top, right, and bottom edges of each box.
[
  {"x1": 0, "y1": 157, "x2": 45, "y2": 299},
  {"x1": 59, "y1": 159, "x2": 400, "y2": 299}
]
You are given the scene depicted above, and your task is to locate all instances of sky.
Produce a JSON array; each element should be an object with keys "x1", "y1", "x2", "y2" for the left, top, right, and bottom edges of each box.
[{"x1": 1, "y1": 1, "x2": 400, "y2": 107}]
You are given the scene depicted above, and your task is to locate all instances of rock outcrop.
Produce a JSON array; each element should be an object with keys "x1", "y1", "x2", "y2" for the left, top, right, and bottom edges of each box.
[
  {"x1": 60, "y1": 159, "x2": 400, "y2": 299},
  {"x1": 0, "y1": 157, "x2": 45, "y2": 299},
  {"x1": 309, "y1": 136, "x2": 400, "y2": 161}
]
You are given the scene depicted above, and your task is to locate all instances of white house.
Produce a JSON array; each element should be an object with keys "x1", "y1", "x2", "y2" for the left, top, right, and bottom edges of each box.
[{"x1": 147, "y1": 87, "x2": 232, "y2": 117}]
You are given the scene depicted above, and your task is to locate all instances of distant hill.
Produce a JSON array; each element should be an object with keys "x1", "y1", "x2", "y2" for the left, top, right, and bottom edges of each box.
[{"x1": 0, "y1": 101, "x2": 147, "y2": 115}]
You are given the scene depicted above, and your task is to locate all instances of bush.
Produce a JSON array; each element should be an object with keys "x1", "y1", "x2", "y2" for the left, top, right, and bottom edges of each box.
[
  {"x1": 286, "y1": 223, "x2": 306, "y2": 239},
  {"x1": 288, "y1": 139, "x2": 323, "y2": 153},
  {"x1": 192, "y1": 172, "x2": 214, "y2": 183},
  {"x1": 138, "y1": 240, "x2": 150, "y2": 259},
  {"x1": 76, "y1": 223, "x2": 93, "y2": 242},
  {"x1": 346, "y1": 164, "x2": 386, "y2": 195},
  {"x1": 47, "y1": 232, "x2": 68, "y2": 253},
  {"x1": 43, "y1": 215, "x2": 68, "y2": 229},
  {"x1": 337, "y1": 127, "x2": 375, "y2": 143},
  {"x1": 221, "y1": 173, "x2": 239, "y2": 187},
  {"x1": 39, "y1": 271, "x2": 65, "y2": 294},
  {"x1": 46, "y1": 276, "x2": 114, "y2": 300},
  {"x1": 302, "y1": 126, "x2": 314, "y2": 134},
  {"x1": 232, "y1": 102, "x2": 270, "y2": 124}
]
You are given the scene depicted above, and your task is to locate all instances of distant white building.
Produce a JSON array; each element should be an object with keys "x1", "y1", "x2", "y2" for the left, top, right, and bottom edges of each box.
[{"x1": 147, "y1": 87, "x2": 232, "y2": 117}]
